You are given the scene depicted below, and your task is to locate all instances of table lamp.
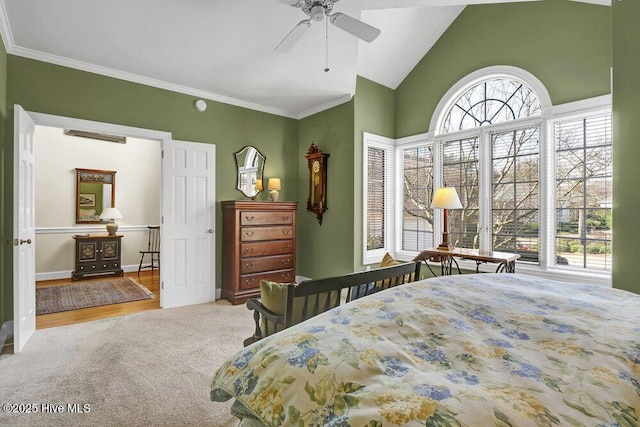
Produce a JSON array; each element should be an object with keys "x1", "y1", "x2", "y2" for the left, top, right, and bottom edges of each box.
[
  {"x1": 431, "y1": 186, "x2": 462, "y2": 251},
  {"x1": 99, "y1": 207, "x2": 123, "y2": 235},
  {"x1": 268, "y1": 178, "x2": 281, "y2": 202}
]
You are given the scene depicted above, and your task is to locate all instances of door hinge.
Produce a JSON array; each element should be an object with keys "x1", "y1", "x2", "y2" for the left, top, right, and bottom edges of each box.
[{"x1": 161, "y1": 281, "x2": 164, "y2": 290}]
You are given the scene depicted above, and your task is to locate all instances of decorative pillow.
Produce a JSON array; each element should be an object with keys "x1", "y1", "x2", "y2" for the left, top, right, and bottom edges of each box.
[
  {"x1": 375, "y1": 252, "x2": 417, "y2": 291},
  {"x1": 259, "y1": 279, "x2": 335, "y2": 338},
  {"x1": 380, "y1": 252, "x2": 400, "y2": 267},
  {"x1": 259, "y1": 280, "x2": 293, "y2": 336}
]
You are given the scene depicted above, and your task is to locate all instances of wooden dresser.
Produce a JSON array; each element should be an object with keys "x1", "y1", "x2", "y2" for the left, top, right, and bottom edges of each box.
[
  {"x1": 72, "y1": 234, "x2": 124, "y2": 280},
  {"x1": 221, "y1": 201, "x2": 297, "y2": 305}
]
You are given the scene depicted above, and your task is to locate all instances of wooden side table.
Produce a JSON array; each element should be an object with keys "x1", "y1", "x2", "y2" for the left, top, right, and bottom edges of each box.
[
  {"x1": 413, "y1": 247, "x2": 520, "y2": 276},
  {"x1": 72, "y1": 234, "x2": 124, "y2": 280}
]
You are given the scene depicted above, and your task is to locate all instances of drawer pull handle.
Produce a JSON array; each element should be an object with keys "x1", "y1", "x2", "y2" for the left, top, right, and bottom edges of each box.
[
  {"x1": 283, "y1": 246, "x2": 290, "y2": 250},
  {"x1": 246, "y1": 278, "x2": 254, "y2": 284},
  {"x1": 245, "y1": 215, "x2": 255, "y2": 221},
  {"x1": 244, "y1": 231, "x2": 255, "y2": 237},
  {"x1": 282, "y1": 230, "x2": 290, "y2": 235},
  {"x1": 282, "y1": 259, "x2": 290, "y2": 264},
  {"x1": 282, "y1": 216, "x2": 289, "y2": 220},
  {"x1": 246, "y1": 263, "x2": 255, "y2": 269}
]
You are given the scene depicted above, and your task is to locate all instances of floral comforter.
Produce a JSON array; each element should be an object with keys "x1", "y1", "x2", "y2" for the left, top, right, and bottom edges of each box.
[{"x1": 211, "y1": 274, "x2": 640, "y2": 426}]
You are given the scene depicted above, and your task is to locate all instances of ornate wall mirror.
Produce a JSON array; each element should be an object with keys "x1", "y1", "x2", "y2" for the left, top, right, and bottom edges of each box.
[
  {"x1": 234, "y1": 146, "x2": 266, "y2": 199},
  {"x1": 75, "y1": 168, "x2": 116, "y2": 224}
]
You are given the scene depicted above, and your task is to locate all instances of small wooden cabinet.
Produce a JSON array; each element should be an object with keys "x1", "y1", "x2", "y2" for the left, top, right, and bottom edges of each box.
[
  {"x1": 222, "y1": 201, "x2": 297, "y2": 305},
  {"x1": 72, "y1": 234, "x2": 124, "y2": 280}
]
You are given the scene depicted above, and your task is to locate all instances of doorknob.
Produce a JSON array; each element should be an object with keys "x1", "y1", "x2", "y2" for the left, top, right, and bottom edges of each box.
[{"x1": 206, "y1": 229, "x2": 214, "y2": 234}]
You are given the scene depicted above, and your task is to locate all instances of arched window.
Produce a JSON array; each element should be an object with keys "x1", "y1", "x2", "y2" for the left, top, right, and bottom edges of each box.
[
  {"x1": 364, "y1": 66, "x2": 612, "y2": 279},
  {"x1": 440, "y1": 79, "x2": 542, "y2": 133}
]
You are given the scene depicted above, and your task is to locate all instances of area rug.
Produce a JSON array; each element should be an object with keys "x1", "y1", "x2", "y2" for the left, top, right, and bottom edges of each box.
[{"x1": 36, "y1": 278, "x2": 154, "y2": 315}]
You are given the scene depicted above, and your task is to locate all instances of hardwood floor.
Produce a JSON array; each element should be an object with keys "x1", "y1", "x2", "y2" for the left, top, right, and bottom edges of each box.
[{"x1": 36, "y1": 270, "x2": 160, "y2": 330}]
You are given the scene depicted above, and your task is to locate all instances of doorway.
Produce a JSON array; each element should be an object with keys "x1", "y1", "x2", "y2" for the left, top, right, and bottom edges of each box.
[
  {"x1": 14, "y1": 108, "x2": 217, "y2": 352},
  {"x1": 33, "y1": 124, "x2": 161, "y2": 328}
]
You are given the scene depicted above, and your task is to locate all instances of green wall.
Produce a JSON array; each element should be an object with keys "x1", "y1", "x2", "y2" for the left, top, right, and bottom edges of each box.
[
  {"x1": 2, "y1": 56, "x2": 298, "y2": 324},
  {"x1": 0, "y1": 37, "x2": 7, "y2": 329},
  {"x1": 297, "y1": 101, "x2": 355, "y2": 279},
  {"x1": 353, "y1": 76, "x2": 396, "y2": 269},
  {"x1": 612, "y1": 0, "x2": 640, "y2": 294},
  {"x1": 396, "y1": 1, "x2": 612, "y2": 137}
]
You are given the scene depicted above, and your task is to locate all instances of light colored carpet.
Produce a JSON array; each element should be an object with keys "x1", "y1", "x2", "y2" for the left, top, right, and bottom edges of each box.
[{"x1": 0, "y1": 300, "x2": 255, "y2": 426}]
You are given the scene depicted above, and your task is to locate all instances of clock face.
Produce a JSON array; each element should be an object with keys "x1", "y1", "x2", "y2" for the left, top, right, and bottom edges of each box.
[{"x1": 312, "y1": 160, "x2": 320, "y2": 173}]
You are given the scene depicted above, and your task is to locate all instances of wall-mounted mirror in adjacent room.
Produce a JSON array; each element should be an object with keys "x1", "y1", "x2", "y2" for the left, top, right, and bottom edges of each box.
[
  {"x1": 234, "y1": 146, "x2": 265, "y2": 199},
  {"x1": 75, "y1": 168, "x2": 116, "y2": 223}
]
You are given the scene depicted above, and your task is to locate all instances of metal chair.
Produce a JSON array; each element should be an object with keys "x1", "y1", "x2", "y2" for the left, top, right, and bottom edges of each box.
[{"x1": 138, "y1": 226, "x2": 160, "y2": 275}]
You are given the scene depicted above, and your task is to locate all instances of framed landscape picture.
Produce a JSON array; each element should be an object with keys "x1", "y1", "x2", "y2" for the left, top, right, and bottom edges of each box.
[{"x1": 79, "y1": 193, "x2": 96, "y2": 207}]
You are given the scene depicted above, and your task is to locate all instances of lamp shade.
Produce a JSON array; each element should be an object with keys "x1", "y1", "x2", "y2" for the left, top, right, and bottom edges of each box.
[
  {"x1": 268, "y1": 178, "x2": 281, "y2": 191},
  {"x1": 431, "y1": 187, "x2": 462, "y2": 209},
  {"x1": 99, "y1": 207, "x2": 123, "y2": 220},
  {"x1": 255, "y1": 179, "x2": 263, "y2": 191}
]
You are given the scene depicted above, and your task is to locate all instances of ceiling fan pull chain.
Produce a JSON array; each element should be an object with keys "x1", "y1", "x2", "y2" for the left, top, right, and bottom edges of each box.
[{"x1": 324, "y1": 17, "x2": 330, "y2": 72}]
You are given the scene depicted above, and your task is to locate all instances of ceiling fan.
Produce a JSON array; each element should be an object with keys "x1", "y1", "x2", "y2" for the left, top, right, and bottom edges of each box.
[{"x1": 275, "y1": 0, "x2": 381, "y2": 53}]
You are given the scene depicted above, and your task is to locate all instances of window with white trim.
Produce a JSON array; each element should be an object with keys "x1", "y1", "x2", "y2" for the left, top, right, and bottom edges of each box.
[
  {"x1": 402, "y1": 145, "x2": 434, "y2": 251},
  {"x1": 363, "y1": 69, "x2": 612, "y2": 278},
  {"x1": 553, "y1": 113, "x2": 612, "y2": 271},
  {"x1": 363, "y1": 134, "x2": 395, "y2": 265}
]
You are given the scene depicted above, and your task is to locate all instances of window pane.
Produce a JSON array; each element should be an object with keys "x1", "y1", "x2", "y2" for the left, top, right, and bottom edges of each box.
[
  {"x1": 441, "y1": 79, "x2": 542, "y2": 133},
  {"x1": 491, "y1": 127, "x2": 540, "y2": 263},
  {"x1": 367, "y1": 147, "x2": 385, "y2": 250},
  {"x1": 402, "y1": 146, "x2": 434, "y2": 251},
  {"x1": 554, "y1": 114, "x2": 612, "y2": 271},
  {"x1": 443, "y1": 138, "x2": 479, "y2": 249}
]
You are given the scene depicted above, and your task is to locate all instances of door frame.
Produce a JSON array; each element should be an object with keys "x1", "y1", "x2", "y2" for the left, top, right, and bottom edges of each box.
[{"x1": 14, "y1": 110, "x2": 172, "y2": 349}]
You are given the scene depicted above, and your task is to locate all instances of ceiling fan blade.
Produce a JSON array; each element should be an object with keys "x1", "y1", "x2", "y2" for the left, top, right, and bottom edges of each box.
[
  {"x1": 276, "y1": 0, "x2": 305, "y2": 7},
  {"x1": 274, "y1": 20, "x2": 312, "y2": 53},
  {"x1": 329, "y1": 12, "x2": 381, "y2": 43}
]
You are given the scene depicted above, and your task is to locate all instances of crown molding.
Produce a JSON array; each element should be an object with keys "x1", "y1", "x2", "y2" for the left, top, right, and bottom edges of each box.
[
  {"x1": 0, "y1": 0, "x2": 302, "y2": 120},
  {"x1": 0, "y1": 0, "x2": 14, "y2": 50},
  {"x1": 9, "y1": 44, "x2": 303, "y2": 119},
  {"x1": 296, "y1": 93, "x2": 354, "y2": 119}
]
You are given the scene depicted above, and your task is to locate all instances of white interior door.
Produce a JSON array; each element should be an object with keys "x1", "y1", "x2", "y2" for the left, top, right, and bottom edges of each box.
[
  {"x1": 13, "y1": 105, "x2": 36, "y2": 353},
  {"x1": 161, "y1": 139, "x2": 216, "y2": 308}
]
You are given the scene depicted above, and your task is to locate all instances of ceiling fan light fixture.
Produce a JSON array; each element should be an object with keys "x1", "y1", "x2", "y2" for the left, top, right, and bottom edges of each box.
[
  {"x1": 310, "y1": 5, "x2": 325, "y2": 21},
  {"x1": 329, "y1": 12, "x2": 381, "y2": 43}
]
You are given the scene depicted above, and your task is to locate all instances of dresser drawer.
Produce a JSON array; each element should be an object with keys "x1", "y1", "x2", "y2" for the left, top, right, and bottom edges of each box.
[
  {"x1": 240, "y1": 269, "x2": 295, "y2": 290},
  {"x1": 241, "y1": 255, "x2": 293, "y2": 275},
  {"x1": 240, "y1": 226, "x2": 293, "y2": 242},
  {"x1": 241, "y1": 211, "x2": 294, "y2": 226},
  {"x1": 241, "y1": 240, "x2": 293, "y2": 258}
]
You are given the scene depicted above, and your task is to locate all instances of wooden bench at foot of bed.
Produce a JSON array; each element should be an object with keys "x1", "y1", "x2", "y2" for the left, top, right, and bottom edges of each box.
[{"x1": 243, "y1": 261, "x2": 422, "y2": 346}]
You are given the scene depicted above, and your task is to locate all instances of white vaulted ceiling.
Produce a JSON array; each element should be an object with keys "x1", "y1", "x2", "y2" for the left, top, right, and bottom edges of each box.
[{"x1": 0, "y1": 0, "x2": 610, "y2": 118}]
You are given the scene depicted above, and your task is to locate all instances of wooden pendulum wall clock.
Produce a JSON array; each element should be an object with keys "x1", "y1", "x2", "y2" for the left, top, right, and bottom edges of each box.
[{"x1": 305, "y1": 143, "x2": 330, "y2": 225}]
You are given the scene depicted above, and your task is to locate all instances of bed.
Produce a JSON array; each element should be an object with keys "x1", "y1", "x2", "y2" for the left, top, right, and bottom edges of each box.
[{"x1": 211, "y1": 273, "x2": 640, "y2": 426}]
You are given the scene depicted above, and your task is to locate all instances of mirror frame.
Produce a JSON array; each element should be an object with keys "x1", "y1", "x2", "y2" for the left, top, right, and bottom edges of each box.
[
  {"x1": 75, "y1": 168, "x2": 116, "y2": 224},
  {"x1": 234, "y1": 145, "x2": 266, "y2": 199}
]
